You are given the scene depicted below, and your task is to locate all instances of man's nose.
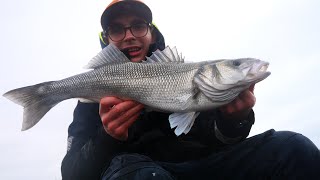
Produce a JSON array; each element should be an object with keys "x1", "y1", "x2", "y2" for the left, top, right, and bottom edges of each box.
[{"x1": 123, "y1": 28, "x2": 135, "y2": 41}]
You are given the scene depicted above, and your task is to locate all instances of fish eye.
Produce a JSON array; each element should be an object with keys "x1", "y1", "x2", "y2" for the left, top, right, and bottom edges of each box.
[{"x1": 232, "y1": 60, "x2": 241, "y2": 66}]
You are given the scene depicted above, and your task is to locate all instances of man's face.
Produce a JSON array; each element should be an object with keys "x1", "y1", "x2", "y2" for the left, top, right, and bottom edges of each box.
[{"x1": 107, "y1": 15, "x2": 155, "y2": 62}]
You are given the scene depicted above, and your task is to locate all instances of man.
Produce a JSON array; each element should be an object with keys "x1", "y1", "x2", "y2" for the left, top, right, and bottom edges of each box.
[{"x1": 61, "y1": 0, "x2": 320, "y2": 179}]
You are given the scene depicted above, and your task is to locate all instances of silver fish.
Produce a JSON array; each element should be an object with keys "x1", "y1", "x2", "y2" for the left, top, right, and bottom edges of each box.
[{"x1": 3, "y1": 44, "x2": 270, "y2": 135}]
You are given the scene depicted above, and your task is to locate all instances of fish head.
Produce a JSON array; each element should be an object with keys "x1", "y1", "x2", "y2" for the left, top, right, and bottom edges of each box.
[
  {"x1": 195, "y1": 58, "x2": 270, "y2": 95},
  {"x1": 214, "y1": 58, "x2": 271, "y2": 86}
]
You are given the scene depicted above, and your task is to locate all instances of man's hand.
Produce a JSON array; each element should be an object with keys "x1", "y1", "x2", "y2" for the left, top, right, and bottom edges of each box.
[
  {"x1": 99, "y1": 96, "x2": 144, "y2": 141},
  {"x1": 219, "y1": 84, "x2": 256, "y2": 121}
]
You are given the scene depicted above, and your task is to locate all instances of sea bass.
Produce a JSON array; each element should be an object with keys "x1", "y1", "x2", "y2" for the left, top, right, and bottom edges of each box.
[{"x1": 3, "y1": 44, "x2": 270, "y2": 135}]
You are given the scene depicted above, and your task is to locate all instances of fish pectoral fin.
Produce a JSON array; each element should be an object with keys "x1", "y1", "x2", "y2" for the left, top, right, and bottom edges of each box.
[
  {"x1": 178, "y1": 94, "x2": 196, "y2": 111},
  {"x1": 169, "y1": 112, "x2": 200, "y2": 136},
  {"x1": 84, "y1": 44, "x2": 130, "y2": 69},
  {"x1": 142, "y1": 46, "x2": 184, "y2": 64}
]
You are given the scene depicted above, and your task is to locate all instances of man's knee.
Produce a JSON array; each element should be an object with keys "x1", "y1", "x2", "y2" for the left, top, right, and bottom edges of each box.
[
  {"x1": 280, "y1": 131, "x2": 319, "y2": 160},
  {"x1": 273, "y1": 131, "x2": 318, "y2": 153},
  {"x1": 101, "y1": 153, "x2": 175, "y2": 180}
]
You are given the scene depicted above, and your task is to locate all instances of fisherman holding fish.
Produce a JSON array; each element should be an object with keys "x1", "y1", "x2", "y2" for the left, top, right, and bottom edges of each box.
[
  {"x1": 61, "y1": 1, "x2": 320, "y2": 179},
  {"x1": 3, "y1": 0, "x2": 319, "y2": 179}
]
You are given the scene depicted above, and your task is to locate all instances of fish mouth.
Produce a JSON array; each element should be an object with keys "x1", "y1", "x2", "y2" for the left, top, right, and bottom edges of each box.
[
  {"x1": 248, "y1": 61, "x2": 269, "y2": 75},
  {"x1": 258, "y1": 62, "x2": 269, "y2": 73},
  {"x1": 247, "y1": 61, "x2": 271, "y2": 82}
]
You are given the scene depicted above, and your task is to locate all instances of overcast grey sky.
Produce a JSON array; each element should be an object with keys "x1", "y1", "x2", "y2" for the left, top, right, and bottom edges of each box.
[{"x1": 1, "y1": 0, "x2": 319, "y2": 179}]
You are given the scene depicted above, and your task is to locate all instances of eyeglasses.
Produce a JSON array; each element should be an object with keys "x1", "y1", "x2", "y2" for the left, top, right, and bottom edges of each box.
[{"x1": 104, "y1": 22, "x2": 152, "y2": 42}]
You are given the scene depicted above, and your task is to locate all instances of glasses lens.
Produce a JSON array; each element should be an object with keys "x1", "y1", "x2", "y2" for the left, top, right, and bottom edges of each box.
[
  {"x1": 131, "y1": 23, "x2": 148, "y2": 38},
  {"x1": 108, "y1": 25, "x2": 125, "y2": 42}
]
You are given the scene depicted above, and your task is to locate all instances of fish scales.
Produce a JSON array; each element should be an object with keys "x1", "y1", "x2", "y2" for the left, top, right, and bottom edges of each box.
[{"x1": 52, "y1": 62, "x2": 201, "y2": 111}]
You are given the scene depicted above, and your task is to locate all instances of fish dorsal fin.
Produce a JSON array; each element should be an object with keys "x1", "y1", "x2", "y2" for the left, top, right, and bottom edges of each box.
[
  {"x1": 143, "y1": 46, "x2": 184, "y2": 64},
  {"x1": 84, "y1": 44, "x2": 130, "y2": 69}
]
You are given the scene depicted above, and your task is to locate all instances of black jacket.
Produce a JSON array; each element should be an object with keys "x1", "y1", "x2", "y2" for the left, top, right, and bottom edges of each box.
[
  {"x1": 61, "y1": 27, "x2": 255, "y2": 179},
  {"x1": 61, "y1": 102, "x2": 254, "y2": 179}
]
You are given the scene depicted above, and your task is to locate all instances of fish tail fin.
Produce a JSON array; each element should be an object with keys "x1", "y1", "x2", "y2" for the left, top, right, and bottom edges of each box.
[
  {"x1": 169, "y1": 112, "x2": 200, "y2": 136},
  {"x1": 3, "y1": 81, "x2": 60, "y2": 131}
]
